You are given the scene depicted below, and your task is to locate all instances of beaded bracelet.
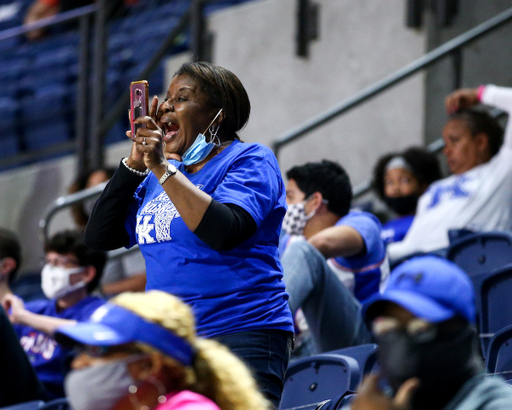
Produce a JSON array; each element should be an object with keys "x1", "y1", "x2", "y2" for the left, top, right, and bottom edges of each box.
[{"x1": 122, "y1": 157, "x2": 149, "y2": 177}]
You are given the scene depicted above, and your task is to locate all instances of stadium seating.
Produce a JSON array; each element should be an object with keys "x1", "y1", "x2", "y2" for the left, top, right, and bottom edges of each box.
[
  {"x1": 477, "y1": 264, "x2": 512, "y2": 353},
  {"x1": 279, "y1": 353, "x2": 360, "y2": 410},
  {"x1": 486, "y1": 324, "x2": 512, "y2": 383},
  {"x1": 0, "y1": 402, "x2": 44, "y2": 410},
  {"x1": 326, "y1": 344, "x2": 378, "y2": 384},
  {"x1": 0, "y1": 0, "x2": 256, "y2": 165}
]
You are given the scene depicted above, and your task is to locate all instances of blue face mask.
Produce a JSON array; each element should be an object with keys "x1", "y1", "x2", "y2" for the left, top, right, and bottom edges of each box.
[{"x1": 182, "y1": 109, "x2": 223, "y2": 166}]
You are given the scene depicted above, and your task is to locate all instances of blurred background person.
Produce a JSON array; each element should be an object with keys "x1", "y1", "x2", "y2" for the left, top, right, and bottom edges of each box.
[
  {"x1": 55, "y1": 291, "x2": 269, "y2": 410},
  {"x1": 2, "y1": 230, "x2": 106, "y2": 399},
  {"x1": 0, "y1": 228, "x2": 22, "y2": 301},
  {"x1": 388, "y1": 85, "x2": 511, "y2": 261},
  {"x1": 372, "y1": 147, "x2": 442, "y2": 246}
]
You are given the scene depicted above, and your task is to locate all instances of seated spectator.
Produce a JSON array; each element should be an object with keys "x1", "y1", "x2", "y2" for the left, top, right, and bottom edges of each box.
[
  {"x1": 0, "y1": 306, "x2": 48, "y2": 407},
  {"x1": 281, "y1": 160, "x2": 388, "y2": 354},
  {"x1": 388, "y1": 85, "x2": 512, "y2": 261},
  {"x1": 55, "y1": 291, "x2": 268, "y2": 410},
  {"x1": 1, "y1": 230, "x2": 106, "y2": 399},
  {"x1": 354, "y1": 255, "x2": 512, "y2": 410},
  {"x1": 0, "y1": 228, "x2": 22, "y2": 301},
  {"x1": 372, "y1": 147, "x2": 442, "y2": 245},
  {"x1": 69, "y1": 167, "x2": 146, "y2": 296}
]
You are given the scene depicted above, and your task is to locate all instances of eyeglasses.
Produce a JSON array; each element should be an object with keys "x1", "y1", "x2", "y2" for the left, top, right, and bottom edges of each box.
[
  {"x1": 372, "y1": 316, "x2": 437, "y2": 343},
  {"x1": 42, "y1": 255, "x2": 81, "y2": 269}
]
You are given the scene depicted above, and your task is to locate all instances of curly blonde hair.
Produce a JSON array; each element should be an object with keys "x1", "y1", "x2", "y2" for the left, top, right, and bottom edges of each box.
[{"x1": 112, "y1": 291, "x2": 269, "y2": 410}]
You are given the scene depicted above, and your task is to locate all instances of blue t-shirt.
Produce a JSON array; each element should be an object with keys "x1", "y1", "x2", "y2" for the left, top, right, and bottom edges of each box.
[
  {"x1": 15, "y1": 296, "x2": 104, "y2": 398},
  {"x1": 125, "y1": 140, "x2": 294, "y2": 337},
  {"x1": 281, "y1": 211, "x2": 388, "y2": 303},
  {"x1": 381, "y1": 215, "x2": 414, "y2": 245}
]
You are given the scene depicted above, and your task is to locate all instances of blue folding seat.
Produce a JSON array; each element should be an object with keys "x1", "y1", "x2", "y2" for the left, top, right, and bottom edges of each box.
[
  {"x1": 40, "y1": 398, "x2": 69, "y2": 410},
  {"x1": 478, "y1": 264, "x2": 512, "y2": 354},
  {"x1": 0, "y1": 401, "x2": 45, "y2": 410},
  {"x1": 280, "y1": 354, "x2": 360, "y2": 410},
  {"x1": 486, "y1": 324, "x2": 512, "y2": 383},
  {"x1": 447, "y1": 231, "x2": 512, "y2": 276},
  {"x1": 326, "y1": 344, "x2": 378, "y2": 384}
]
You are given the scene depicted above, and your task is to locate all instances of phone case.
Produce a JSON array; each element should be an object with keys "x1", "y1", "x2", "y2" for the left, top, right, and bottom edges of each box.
[{"x1": 130, "y1": 80, "x2": 149, "y2": 138}]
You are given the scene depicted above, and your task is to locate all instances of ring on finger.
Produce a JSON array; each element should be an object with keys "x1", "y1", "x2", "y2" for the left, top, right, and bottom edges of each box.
[{"x1": 142, "y1": 137, "x2": 147, "y2": 146}]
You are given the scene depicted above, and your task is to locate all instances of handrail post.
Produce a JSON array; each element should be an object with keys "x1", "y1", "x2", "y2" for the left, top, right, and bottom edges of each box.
[
  {"x1": 76, "y1": 13, "x2": 91, "y2": 176},
  {"x1": 191, "y1": 0, "x2": 205, "y2": 61},
  {"x1": 451, "y1": 48, "x2": 463, "y2": 90},
  {"x1": 89, "y1": 0, "x2": 108, "y2": 170}
]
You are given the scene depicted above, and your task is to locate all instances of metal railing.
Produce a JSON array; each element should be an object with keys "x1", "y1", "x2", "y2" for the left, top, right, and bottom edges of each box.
[{"x1": 272, "y1": 6, "x2": 512, "y2": 202}]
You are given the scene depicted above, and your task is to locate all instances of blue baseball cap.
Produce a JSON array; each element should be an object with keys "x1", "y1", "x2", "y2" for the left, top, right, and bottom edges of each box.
[
  {"x1": 55, "y1": 303, "x2": 194, "y2": 366},
  {"x1": 363, "y1": 256, "x2": 476, "y2": 324}
]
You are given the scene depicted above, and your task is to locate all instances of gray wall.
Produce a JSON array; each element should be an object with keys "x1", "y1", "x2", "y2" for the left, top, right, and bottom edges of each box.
[
  {"x1": 208, "y1": 0, "x2": 427, "y2": 187},
  {"x1": 424, "y1": 1, "x2": 512, "y2": 144}
]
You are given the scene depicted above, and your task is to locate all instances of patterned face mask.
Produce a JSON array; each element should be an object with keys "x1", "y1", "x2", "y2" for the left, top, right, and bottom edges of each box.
[{"x1": 282, "y1": 195, "x2": 320, "y2": 236}]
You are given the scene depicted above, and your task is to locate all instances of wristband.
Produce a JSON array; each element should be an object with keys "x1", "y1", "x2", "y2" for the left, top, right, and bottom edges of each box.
[{"x1": 477, "y1": 85, "x2": 486, "y2": 102}]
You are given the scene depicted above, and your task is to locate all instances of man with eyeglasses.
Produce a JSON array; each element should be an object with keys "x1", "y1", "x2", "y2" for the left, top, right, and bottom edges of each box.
[
  {"x1": 1, "y1": 230, "x2": 106, "y2": 399},
  {"x1": 351, "y1": 256, "x2": 512, "y2": 410}
]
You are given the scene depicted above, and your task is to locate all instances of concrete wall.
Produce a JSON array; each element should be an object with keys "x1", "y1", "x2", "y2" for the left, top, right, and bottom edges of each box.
[
  {"x1": 208, "y1": 0, "x2": 427, "y2": 187},
  {"x1": 424, "y1": 1, "x2": 512, "y2": 144}
]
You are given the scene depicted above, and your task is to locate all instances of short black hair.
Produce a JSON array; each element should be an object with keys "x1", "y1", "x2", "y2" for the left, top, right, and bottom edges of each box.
[
  {"x1": 174, "y1": 62, "x2": 250, "y2": 141},
  {"x1": 44, "y1": 230, "x2": 106, "y2": 294},
  {"x1": 373, "y1": 147, "x2": 443, "y2": 201},
  {"x1": 0, "y1": 228, "x2": 21, "y2": 283},
  {"x1": 286, "y1": 160, "x2": 352, "y2": 217},
  {"x1": 449, "y1": 108, "x2": 504, "y2": 158}
]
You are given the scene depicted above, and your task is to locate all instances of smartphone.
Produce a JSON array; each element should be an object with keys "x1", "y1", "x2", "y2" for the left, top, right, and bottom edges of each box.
[{"x1": 130, "y1": 80, "x2": 149, "y2": 139}]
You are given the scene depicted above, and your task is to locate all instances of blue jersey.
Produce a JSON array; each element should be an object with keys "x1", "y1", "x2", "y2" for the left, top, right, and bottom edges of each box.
[
  {"x1": 125, "y1": 140, "x2": 294, "y2": 337},
  {"x1": 14, "y1": 296, "x2": 104, "y2": 399},
  {"x1": 381, "y1": 215, "x2": 414, "y2": 245},
  {"x1": 281, "y1": 211, "x2": 388, "y2": 303}
]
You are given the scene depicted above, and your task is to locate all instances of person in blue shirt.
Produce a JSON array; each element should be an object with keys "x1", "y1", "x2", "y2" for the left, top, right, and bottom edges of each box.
[
  {"x1": 372, "y1": 147, "x2": 441, "y2": 245},
  {"x1": 1, "y1": 230, "x2": 106, "y2": 399},
  {"x1": 281, "y1": 160, "x2": 388, "y2": 354},
  {"x1": 84, "y1": 62, "x2": 293, "y2": 407}
]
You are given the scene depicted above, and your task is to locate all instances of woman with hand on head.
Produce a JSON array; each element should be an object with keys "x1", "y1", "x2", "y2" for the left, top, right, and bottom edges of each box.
[
  {"x1": 55, "y1": 291, "x2": 269, "y2": 410},
  {"x1": 388, "y1": 85, "x2": 512, "y2": 261},
  {"x1": 372, "y1": 147, "x2": 441, "y2": 246},
  {"x1": 84, "y1": 62, "x2": 293, "y2": 406}
]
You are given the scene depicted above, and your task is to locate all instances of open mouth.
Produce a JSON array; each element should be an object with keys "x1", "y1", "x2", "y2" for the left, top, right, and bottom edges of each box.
[{"x1": 161, "y1": 119, "x2": 179, "y2": 142}]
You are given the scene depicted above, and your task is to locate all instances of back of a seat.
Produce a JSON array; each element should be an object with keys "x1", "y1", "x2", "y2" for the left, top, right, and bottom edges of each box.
[
  {"x1": 0, "y1": 401, "x2": 45, "y2": 410},
  {"x1": 447, "y1": 232, "x2": 512, "y2": 277},
  {"x1": 479, "y1": 264, "x2": 512, "y2": 352},
  {"x1": 486, "y1": 324, "x2": 512, "y2": 379},
  {"x1": 280, "y1": 354, "x2": 360, "y2": 410},
  {"x1": 327, "y1": 344, "x2": 378, "y2": 383}
]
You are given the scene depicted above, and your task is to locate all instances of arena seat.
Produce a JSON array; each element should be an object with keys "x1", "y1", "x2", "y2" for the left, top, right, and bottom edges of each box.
[
  {"x1": 325, "y1": 344, "x2": 378, "y2": 384},
  {"x1": 0, "y1": 401, "x2": 44, "y2": 410},
  {"x1": 447, "y1": 231, "x2": 512, "y2": 276},
  {"x1": 477, "y1": 264, "x2": 512, "y2": 354},
  {"x1": 280, "y1": 353, "x2": 360, "y2": 410},
  {"x1": 39, "y1": 398, "x2": 69, "y2": 410},
  {"x1": 486, "y1": 324, "x2": 512, "y2": 381}
]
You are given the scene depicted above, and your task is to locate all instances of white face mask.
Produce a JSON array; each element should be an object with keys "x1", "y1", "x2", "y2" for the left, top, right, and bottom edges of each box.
[{"x1": 41, "y1": 264, "x2": 86, "y2": 300}]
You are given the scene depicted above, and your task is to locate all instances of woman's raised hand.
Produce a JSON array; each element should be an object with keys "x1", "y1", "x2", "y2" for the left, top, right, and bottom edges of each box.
[
  {"x1": 445, "y1": 88, "x2": 479, "y2": 114},
  {"x1": 126, "y1": 109, "x2": 147, "y2": 172},
  {"x1": 133, "y1": 96, "x2": 168, "y2": 171}
]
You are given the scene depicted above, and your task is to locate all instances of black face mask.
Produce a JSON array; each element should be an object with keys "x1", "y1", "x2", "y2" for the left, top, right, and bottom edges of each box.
[
  {"x1": 377, "y1": 326, "x2": 480, "y2": 410},
  {"x1": 383, "y1": 194, "x2": 418, "y2": 216}
]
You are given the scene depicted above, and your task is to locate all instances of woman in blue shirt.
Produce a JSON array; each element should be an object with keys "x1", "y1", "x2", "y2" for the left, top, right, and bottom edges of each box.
[{"x1": 85, "y1": 62, "x2": 294, "y2": 407}]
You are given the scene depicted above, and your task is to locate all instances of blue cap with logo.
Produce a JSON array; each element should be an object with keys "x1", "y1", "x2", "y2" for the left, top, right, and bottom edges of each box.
[
  {"x1": 55, "y1": 303, "x2": 194, "y2": 366},
  {"x1": 363, "y1": 256, "x2": 476, "y2": 324}
]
